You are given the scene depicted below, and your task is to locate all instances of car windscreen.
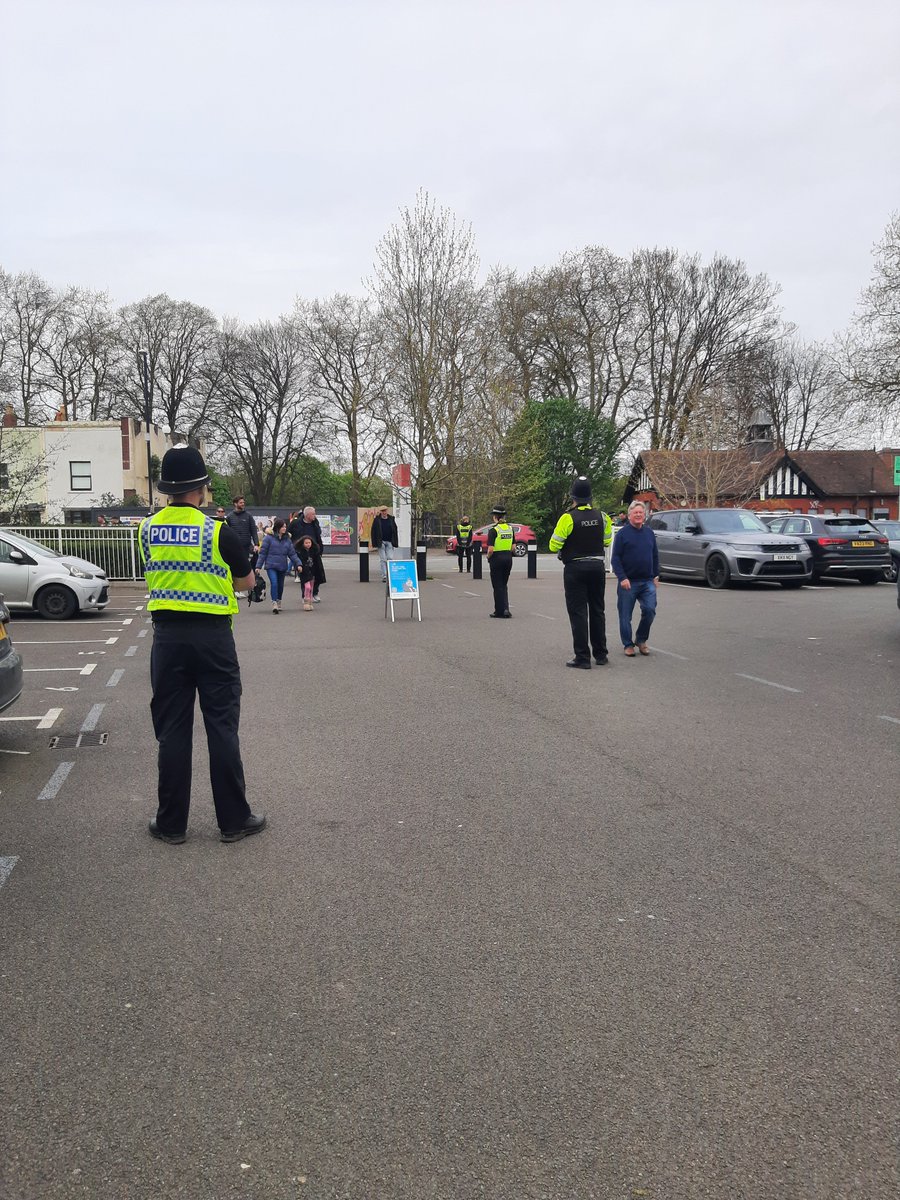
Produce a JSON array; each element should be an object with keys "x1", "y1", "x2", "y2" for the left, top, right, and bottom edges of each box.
[
  {"x1": 696, "y1": 511, "x2": 768, "y2": 534},
  {"x1": 821, "y1": 519, "x2": 879, "y2": 535},
  {"x1": 1, "y1": 530, "x2": 61, "y2": 558}
]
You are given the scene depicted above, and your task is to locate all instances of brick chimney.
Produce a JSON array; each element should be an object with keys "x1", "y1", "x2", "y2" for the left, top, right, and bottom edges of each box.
[{"x1": 2, "y1": 404, "x2": 17, "y2": 427}]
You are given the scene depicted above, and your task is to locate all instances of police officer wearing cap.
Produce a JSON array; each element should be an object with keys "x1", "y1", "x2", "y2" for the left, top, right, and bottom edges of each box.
[
  {"x1": 486, "y1": 505, "x2": 514, "y2": 618},
  {"x1": 549, "y1": 476, "x2": 613, "y2": 668},
  {"x1": 454, "y1": 515, "x2": 474, "y2": 574},
  {"x1": 139, "y1": 446, "x2": 266, "y2": 844}
]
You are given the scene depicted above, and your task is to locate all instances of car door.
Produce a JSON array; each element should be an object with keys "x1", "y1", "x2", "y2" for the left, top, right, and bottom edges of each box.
[
  {"x1": 677, "y1": 511, "x2": 710, "y2": 576},
  {"x1": 0, "y1": 535, "x2": 32, "y2": 604},
  {"x1": 649, "y1": 513, "x2": 682, "y2": 575}
]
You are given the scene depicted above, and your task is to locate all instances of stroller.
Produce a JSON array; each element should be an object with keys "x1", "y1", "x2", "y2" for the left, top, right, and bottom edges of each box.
[{"x1": 247, "y1": 572, "x2": 267, "y2": 606}]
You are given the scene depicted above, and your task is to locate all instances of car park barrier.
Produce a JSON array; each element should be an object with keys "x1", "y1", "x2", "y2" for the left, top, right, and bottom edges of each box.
[
  {"x1": 472, "y1": 542, "x2": 483, "y2": 580},
  {"x1": 527, "y1": 541, "x2": 538, "y2": 578},
  {"x1": 416, "y1": 543, "x2": 427, "y2": 582},
  {"x1": 359, "y1": 539, "x2": 370, "y2": 582}
]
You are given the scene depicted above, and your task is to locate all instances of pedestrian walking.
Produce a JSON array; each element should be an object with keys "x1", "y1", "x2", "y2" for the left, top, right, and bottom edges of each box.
[
  {"x1": 370, "y1": 504, "x2": 399, "y2": 582},
  {"x1": 138, "y1": 446, "x2": 266, "y2": 845},
  {"x1": 291, "y1": 506, "x2": 325, "y2": 600},
  {"x1": 611, "y1": 500, "x2": 659, "y2": 657},
  {"x1": 454, "y1": 515, "x2": 474, "y2": 573},
  {"x1": 296, "y1": 534, "x2": 325, "y2": 610},
  {"x1": 225, "y1": 495, "x2": 259, "y2": 569},
  {"x1": 486, "y1": 505, "x2": 514, "y2": 618},
  {"x1": 549, "y1": 476, "x2": 613, "y2": 669},
  {"x1": 256, "y1": 518, "x2": 303, "y2": 614}
]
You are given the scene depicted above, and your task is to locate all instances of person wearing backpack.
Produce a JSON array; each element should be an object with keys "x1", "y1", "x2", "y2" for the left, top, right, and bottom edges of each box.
[{"x1": 255, "y1": 518, "x2": 303, "y2": 614}]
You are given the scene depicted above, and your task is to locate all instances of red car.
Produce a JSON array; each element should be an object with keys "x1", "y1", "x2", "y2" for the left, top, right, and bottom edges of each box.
[{"x1": 446, "y1": 523, "x2": 537, "y2": 558}]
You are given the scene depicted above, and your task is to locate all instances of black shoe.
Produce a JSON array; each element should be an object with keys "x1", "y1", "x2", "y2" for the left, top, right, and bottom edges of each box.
[
  {"x1": 566, "y1": 658, "x2": 592, "y2": 670},
  {"x1": 593, "y1": 654, "x2": 609, "y2": 665},
  {"x1": 502, "y1": 611, "x2": 512, "y2": 618},
  {"x1": 149, "y1": 819, "x2": 186, "y2": 845},
  {"x1": 220, "y1": 813, "x2": 267, "y2": 843},
  {"x1": 489, "y1": 612, "x2": 501, "y2": 618}
]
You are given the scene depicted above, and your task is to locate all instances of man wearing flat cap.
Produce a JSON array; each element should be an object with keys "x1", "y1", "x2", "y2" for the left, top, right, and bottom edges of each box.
[
  {"x1": 549, "y1": 476, "x2": 613, "y2": 669},
  {"x1": 139, "y1": 446, "x2": 266, "y2": 844}
]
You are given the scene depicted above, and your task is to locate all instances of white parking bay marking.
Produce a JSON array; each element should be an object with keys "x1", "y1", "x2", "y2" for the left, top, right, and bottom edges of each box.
[
  {"x1": 877, "y1": 714, "x2": 900, "y2": 726},
  {"x1": 38, "y1": 762, "x2": 75, "y2": 800},
  {"x1": 107, "y1": 669, "x2": 124, "y2": 687},
  {"x1": 0, "y1": 856, "x2": 19, "y2": 889},
  {"x1": 80, "y1": 664, "x2": 97, "y2": 675},
  {"x1": 16, "y1": 638, "x2": 119, "y2": 645},
  {"x1": 25, "y1": 667, "x2": 88, "y2": 673},
  {"x1": 736, "y1": 673, "x2": 802, "y2": 694},
  {"x1": 124, "y1": 646, "x2": 137, "y2": 656},
  {"x1": 38, "y1": 707, "x2": 63, "y2": 728},
  {"x1": 531, "y1": 612, "x2": 556, "y2": 620},
  {"x1": 81, "y1": 704, "x2": 105, "y2": 732},
  {"x1": 650, "y1": 647, "x2": 690, "y2": 661},
  {"x1": 463, "y1": 592, "x2": 480, "y2": 597},
  {"x1": 137, "y1": 630, "x2": 148, "y2": 638},
  {"x1": 441, "y1": 584, "x2": 455, "y2": 589}
]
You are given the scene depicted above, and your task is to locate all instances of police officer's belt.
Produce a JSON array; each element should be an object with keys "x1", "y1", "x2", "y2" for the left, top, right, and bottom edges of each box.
[{"x1": 571, "y1": 555, "x2": 605, "y2": 561}]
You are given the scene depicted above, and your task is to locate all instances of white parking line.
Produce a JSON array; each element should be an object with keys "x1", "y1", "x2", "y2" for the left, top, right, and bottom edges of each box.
[
  {"x1": 137, "y1": 629, "x2": 148, "y2": 638},
  {"x1": 81, "y1": 704, "x2": 105, "y2": 732},
  {"x1": 15, "y1": 637, "x2": 119, "y2": 645},
  {"x1": 0, "y1": 707, "x2": 63, "y2": 728},
  {"x1": 441, "y1": 584, "x2": 455, "y2": 589},
  {"x1": 107, "y1": 669, "x2": 124, "y2": 687},
  {"x1": 25, "y1": 667, "x2": 88, "y2": 673},
  {"x1": 736, "y1": 673, "x2": 802, "y2": 693},
  {"x1": 0, "y1": 855, "x2": 19, "y2": 889},
  {"x1": 877, "y1": 714, "x2": 900, "y2": 726},
  {"x1": 124, "y1": 646, "x2": 137, "y2": 656},
  {"x1": 531, "y1": 612, "x2": 557, "y2": 620},
  {"x1": 38, "y1": 762, "x2": 75, "y2": 800},
  {"x1": 80, "y1": 664, "x2": 97, "y2": 675},
  {"x1": 463, "y1": 592, "x2": 480, "y2": 597},
  {"x1": 649, "y1": 647, "x2": 690, "y2": 661}
]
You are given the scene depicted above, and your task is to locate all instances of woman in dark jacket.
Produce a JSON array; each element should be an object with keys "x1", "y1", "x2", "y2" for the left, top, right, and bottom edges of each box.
[
  {"x1": 295, "y1": 535, "x2": 326, "y2": 611},
  {"x1": 255, "y1": 518, "x2": 302, "y2": 614}
]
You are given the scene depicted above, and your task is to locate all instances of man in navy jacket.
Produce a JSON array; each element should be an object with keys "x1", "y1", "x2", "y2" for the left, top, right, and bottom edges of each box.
[{"x1": 610, "y1": 501, "x2": 660, "y2": 657}]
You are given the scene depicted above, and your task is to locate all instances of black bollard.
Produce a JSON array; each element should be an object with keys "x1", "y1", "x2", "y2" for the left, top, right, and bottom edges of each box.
[
  {"x1": 472, "y1": 541, "x2": 483, "y2": 580},
  {"x1": 416, "y1": 542, "x2": 427, "y2": 582},
  {"x1": 527, "y1": 541, "x2": 538, "y2": 579},
  {"x1": 359, "y1": 539, "x2": 369, "y2": 582}
]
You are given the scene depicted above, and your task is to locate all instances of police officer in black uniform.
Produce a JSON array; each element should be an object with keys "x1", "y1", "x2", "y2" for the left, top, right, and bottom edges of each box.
[
  {"x1": 549, "y1": 476, "x2": 613, "y2": 669},
  {"x1": 454, "y1": 514, "x2": 474, "y2": 573},
  {"x1": 139, "y1": 446, "x2": 266, "y2": 845},
  {"x1": 486, "y1": 505, "x2": 514, "y2": 618}
]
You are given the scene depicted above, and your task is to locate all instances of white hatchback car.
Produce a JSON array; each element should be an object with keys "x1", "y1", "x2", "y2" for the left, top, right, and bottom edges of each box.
[{"x1": 0, "y1": 528, "x2": 110, "y2": 619}]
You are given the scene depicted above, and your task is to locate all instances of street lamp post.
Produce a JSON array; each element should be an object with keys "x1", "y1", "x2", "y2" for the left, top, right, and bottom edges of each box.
[{"x1": 138, "y1": 349, "x2": 153, "y2": 511}]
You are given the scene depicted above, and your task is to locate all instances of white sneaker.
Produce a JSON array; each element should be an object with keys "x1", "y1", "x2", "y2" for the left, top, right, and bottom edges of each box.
[{"x1": 313, "y1": 596, "x2": 321, "y2": 603}]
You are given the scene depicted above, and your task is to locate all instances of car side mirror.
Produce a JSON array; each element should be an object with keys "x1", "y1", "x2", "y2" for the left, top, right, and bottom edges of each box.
[
  {"x1": 684, "y1": 523, "x2": 700, "y2": 534},
  {"x1": 7, "y1": 549, "x2": 28, "y2": 564}
]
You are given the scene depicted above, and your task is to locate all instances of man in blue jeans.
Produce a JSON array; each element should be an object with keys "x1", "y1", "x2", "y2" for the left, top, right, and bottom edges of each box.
[{"x1": 611, "y1": 500, "x2": 659, "y2": 657}]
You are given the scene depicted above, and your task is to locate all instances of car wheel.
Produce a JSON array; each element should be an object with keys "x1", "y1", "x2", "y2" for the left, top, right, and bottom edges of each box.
[
  {"x1": 857, "y1": 572, "x2": 882, "y2": 585},
  {"x1": 35, "y1": 585, "x2": 79, "y2": 620},
  {"x1": 513, "y1": 541, "x2": 528, "y2": 557},
  {"x1": 779, "y1": 580, "x2": 804, "y2": 589},
  {"x1": 705, "y1": 553, "x2": 731, "y2": 589},
  {"x1": 884, "y1": 556, "x2": 899, "y2": 583}
]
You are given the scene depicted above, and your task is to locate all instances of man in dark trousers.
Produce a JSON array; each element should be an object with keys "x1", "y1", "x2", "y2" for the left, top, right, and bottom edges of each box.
[
  {"x1": 486, "y1": 505, "x2": 514, "y2": 618},
  {"x1": 139, "y1": 447, "x2": 266, "y2": 845},
  {"x1": 549, "y1": 476, "x2": 613, "y2": 669},
  {"x1": 370, "y1": 504, "x2": 399, "y2": 583},
  {"x1": 454, "y1": 514, "x2": 474, "y2": 573},
  {"x1": 225, "y1": 495, "x2": 259, "y2": 569},
  {"x1": 291, "y1": 506, "x2": 325, "y2": 601},
  {"x1": 611, "y1": 500, "x2": 659, "y2": 656}
]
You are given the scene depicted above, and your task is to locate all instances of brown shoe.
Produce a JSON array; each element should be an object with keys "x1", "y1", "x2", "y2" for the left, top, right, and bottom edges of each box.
[
  {"x1": 637, "y1": 643, "x2": 650, "y2": 656},
  {"x1": 624, "y1": 645, "x2": 636, "y2": 657}
]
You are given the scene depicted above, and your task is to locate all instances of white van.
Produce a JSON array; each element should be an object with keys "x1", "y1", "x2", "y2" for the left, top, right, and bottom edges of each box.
[{"x1": 0, "y1": 528, "x2": 110, "y2": 619}]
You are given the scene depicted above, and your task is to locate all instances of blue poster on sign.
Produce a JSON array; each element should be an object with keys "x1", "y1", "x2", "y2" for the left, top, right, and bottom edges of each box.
[{"x1": 387, "y1": 560, "x2": 419, "y2": 598}]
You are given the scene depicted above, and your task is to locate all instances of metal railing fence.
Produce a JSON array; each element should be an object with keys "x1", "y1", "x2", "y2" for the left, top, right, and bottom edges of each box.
[{"x1": 3, "y1": 525, "x2": 144, "y2": 581}]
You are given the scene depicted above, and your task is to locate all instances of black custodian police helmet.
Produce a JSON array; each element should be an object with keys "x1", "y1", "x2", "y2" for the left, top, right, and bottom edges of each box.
[
  {"x1": 570, "y1": 476, "x2": 592, "y2": 502},
  {"x1": 157, "y1": 446, "x2": 211, "y2": 494},
  {"x1": 491, "y1": 504, "x2": 507, "y2": 516}
]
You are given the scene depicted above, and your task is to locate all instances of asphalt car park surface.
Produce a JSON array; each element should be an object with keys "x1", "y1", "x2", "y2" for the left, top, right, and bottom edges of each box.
[{"x1": 1, "y1": 557, "x2": 897, "y2": 1200}]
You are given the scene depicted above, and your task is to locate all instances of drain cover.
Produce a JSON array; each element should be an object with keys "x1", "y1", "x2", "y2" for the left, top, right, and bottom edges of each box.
[{"x1": 49, "y1": 732, "x2": 109, "y2": 749}]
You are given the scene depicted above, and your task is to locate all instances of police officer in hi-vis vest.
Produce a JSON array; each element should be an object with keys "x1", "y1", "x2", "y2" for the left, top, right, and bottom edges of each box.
[
  {"x1": 549, "y1": 476, "x2": 613, "y2": 669},
  {"x1": 454, "y1": 515, "x2": 474, "y2": 573},
  {"x1": 139, "y1": 447, "x2": 266, "y2": 844},
  {"x1": 486, "y1": 505, "x2": 514, "y2": 618}
]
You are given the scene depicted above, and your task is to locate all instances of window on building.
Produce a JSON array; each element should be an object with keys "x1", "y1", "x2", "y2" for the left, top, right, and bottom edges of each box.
[{"x1": 70, "y1": 461, "x2": 92, "y2": 491}]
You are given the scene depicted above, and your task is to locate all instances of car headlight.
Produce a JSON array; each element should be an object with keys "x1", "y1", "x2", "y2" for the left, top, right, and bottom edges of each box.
[
  {"x1": 729, "y1": 543, "x2": 761, "y2": 553},
  {"x1": 65, "y1": 565, "x2": 92, "y2": 580}
]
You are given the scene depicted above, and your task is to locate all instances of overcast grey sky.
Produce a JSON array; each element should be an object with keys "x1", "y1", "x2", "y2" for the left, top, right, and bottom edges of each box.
[{"x1": 2, "y1": 0, "x2": 898, "y2": 341}]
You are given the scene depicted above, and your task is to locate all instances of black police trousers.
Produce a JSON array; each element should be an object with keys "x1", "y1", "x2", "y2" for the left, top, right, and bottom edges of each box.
[
  {"x1": 563, "y1": 559, "x2": 607, "y2": 662},
  {"x1": 457, "y1": 545, "x2": 472, "y2": 572},
  {"x1": 149, "y1": 618, "x2": 251, "y2": 835},
  {"x1": 489, "y1": 553, "x2": 512, "y2": 615}
]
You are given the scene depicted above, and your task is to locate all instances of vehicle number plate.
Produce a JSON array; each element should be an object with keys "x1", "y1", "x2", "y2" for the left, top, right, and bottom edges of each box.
[
  {"x1": 851, "y1": 540, "x2": 874, "y2": 547},
  {"x1": 773, "y1": 553, "x2": 797, "y2": 561}
]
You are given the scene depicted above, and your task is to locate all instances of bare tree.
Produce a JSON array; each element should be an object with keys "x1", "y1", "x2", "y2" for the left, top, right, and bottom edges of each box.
[
  {"x1": 752, "y1": 338, "x2": 846, "y2": 449},
  {"x1": 206, "y1": 317, "x2": 323, "y2": 504},
  {"x1": 298, "y1": 294, "x2": 389, "y2": 502},
  {"x1": 0, "y1": 270, "x2": 60, "y2": 422},
  {"x1": 841, "y1": 211, "x2": 900, "y2": 431},
  {"x1": 368, "y1": 191, "x2": 482, "y2": 505},
  {"x1": 38, "y1": 287, "x2": 122, "y2": 421}
]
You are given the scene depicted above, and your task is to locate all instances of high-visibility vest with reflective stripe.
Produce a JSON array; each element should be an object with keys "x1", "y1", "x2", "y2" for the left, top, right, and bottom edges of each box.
[
  {"x1": 492, "y1": 522, "x2": 514, "y2": 552},
  {"x1": 457, "y1": 524, "x2": 473, "y2": 544},
  {"x1": 140, "y1": 507, "x2": 238, "y2": 615}
]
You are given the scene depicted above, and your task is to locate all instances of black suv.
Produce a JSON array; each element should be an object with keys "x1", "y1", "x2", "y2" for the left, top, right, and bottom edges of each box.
[{"x1": 763, "y1": 514, "x2": 890, "y2": 584}]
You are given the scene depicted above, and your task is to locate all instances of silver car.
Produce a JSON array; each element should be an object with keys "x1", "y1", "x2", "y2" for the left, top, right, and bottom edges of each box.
[
  {"x1": 0, "y1": 594, "x2": 23, "y2": 712},
  {"x1": 648, "y1": 508, "x2": 813, "y2": 589},
  {"x1": 0, "y1": 528, "x2": 110, "y2": 619},
  {"x1": 873, "y1": 521, "x2": 900, "y2": 583}
]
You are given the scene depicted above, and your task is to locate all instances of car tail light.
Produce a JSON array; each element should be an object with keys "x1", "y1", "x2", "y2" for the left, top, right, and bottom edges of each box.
[{"x1": 817, "y1": 537, "x2": 849, "y2": 546}]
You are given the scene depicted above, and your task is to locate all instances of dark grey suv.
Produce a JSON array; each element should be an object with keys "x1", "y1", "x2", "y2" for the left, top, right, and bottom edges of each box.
[
  {"x1": 649, "y1": 508, "x2": 812, "y2": 589},
  {"x1": 763, "y1": 514, "x2": 890, "y2": 584}
]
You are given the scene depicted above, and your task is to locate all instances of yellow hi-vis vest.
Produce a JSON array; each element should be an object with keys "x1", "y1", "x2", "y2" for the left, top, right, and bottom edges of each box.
[
  {"x1": 457, "y1": 523, "x2": 473, "y2": 543},
  {"x1": 140, "y1": 506, "x2": 238, "y2": 615},
  {"x1": 492, "y1": 522, "x2": 514, "y2": 552}
]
